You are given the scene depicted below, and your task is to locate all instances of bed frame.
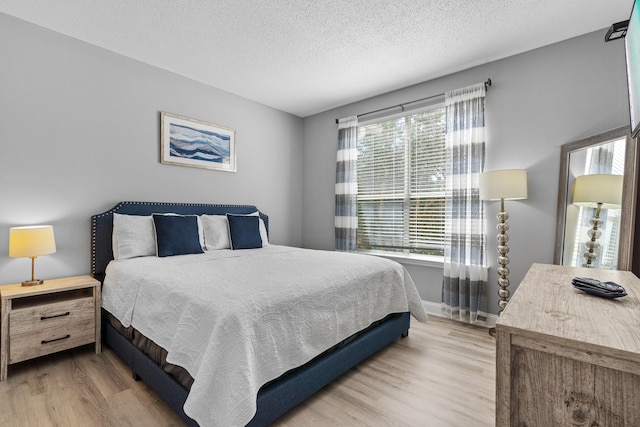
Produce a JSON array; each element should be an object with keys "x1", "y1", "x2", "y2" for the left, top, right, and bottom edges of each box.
[{"x1": 91, "y1": 201, "x2": 410, "y2": 426}]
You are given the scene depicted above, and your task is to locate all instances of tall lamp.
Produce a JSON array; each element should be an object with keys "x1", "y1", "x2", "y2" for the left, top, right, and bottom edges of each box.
[
  {"x1": 480, "y1": 169, "x2": 528, "y2": 332},
  {"x1": 572, "y1": 174, "x2": 623, "y2": 268},
  {"x1": 9, "y1": 225, "x2": 57, "y2": 286}
]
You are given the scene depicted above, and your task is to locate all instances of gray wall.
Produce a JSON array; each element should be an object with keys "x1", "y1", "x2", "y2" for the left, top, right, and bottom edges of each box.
[
  {"x1": 0, "y1": 14, "x2": 303, "y2": 284},
  {"x1": 301, "y1": 29, "x2": 631, "y2": 313}
]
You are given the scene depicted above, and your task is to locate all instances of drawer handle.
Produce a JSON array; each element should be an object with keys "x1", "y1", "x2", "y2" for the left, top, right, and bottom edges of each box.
[
  {"x1": 41, "y1": 312, "x2": 70, "y2": 321},
  {"x1": 41, "y1": 335, "x2": 71, "y2": 344}
]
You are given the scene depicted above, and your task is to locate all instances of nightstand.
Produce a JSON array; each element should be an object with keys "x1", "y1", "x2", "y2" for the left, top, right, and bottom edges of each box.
[{"x1": 0, "y1": 275, "x2": 101, "y2": 381}]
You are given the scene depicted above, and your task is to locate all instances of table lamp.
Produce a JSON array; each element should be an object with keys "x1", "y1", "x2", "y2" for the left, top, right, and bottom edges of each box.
[
  {"x1": 9, "y1": 225, "x2": 57, "y2": 286},
  {"x1": 480, "y1": 169, "x2": 528, "y2": 333},
  {"x1": 572, "y1": 174, "x2": 623, "y2": 267}
]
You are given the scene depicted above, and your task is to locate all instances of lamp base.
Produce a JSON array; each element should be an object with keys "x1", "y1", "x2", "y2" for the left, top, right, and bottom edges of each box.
[
  {"x1": 22, "y1": 279, "x2": 44, "y2": 286},
  {"x1": 582, "y1": 204, "x2": 603, "y2": 268},
  {"x1": 490, "y1": 199, "x2": 511, "y2": 339}
]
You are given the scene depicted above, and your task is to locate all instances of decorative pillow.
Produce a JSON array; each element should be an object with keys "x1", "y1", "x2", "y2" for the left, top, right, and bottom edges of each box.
[
  {"x1": 200, "y1": 215, "x2": 231, "y2": 250},
  {"x1": 153, "y1": 214, "x2": 204, "y2": 257},
  {"x1": 245, "y1": 211, "x2": 269, "y2": 246},
  {"x1": 112, "y1": 213, "x2": 156, "y2": 260},
  {"x1": 158, "y1": 212, "x2": 205, "y2": 249},
  {"x1": 227, "y1": 214, "x2": 263, "y2": 250}
]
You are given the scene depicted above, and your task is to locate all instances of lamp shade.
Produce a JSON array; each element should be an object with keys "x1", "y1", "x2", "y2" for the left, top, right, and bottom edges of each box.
[
  {"x1": 572, "y1": 174, "x2": 623, "y2": 209},
  {"x1": 479, "y1": 169, "x2": 528, "y2": 201},
  {"x1": 9, "y1": 225, "x2": 57, "y2": 258}
]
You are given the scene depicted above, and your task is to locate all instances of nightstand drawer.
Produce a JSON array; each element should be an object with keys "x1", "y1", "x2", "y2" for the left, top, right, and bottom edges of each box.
[
  {"x1": 9, "y1": 296, "x2": 95, "y2": 336},
  {"x1": 9, "y1": 318, "x2": 96, "y2": 363}
]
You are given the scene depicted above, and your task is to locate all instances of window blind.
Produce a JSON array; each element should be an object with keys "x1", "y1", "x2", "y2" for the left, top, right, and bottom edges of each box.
[{"x1": 357, "y1": 106, "x2": 446, "y2": 256}]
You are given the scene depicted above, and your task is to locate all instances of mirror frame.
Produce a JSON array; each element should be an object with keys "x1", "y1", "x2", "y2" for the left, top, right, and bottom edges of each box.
[{"x1": 554, "y1": 126, "x2": 638, "y2": 270}]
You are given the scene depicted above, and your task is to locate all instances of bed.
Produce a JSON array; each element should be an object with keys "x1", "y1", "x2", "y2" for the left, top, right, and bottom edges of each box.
[{"x1": 91, "y1": 201, "x2": 427, "y2": 426}]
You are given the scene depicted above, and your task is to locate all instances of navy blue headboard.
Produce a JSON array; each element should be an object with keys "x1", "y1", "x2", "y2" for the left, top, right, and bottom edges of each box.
[{"x1": 90, "y1": 201, "x2": 269, "y2": 279}]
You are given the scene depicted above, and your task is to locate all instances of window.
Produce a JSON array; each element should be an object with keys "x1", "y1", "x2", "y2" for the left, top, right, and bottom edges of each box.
[{"x1": 357, "y1": 105, "x2": 446, "y2": 257}]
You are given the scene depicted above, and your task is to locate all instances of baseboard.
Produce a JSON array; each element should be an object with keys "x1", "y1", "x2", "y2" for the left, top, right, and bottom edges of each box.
[{"x1": 421, "y1": 300, "x2": 497, "y2": 328}]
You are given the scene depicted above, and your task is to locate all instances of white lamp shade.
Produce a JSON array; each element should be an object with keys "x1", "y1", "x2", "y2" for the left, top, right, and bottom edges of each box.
[
  {"x1": 479, "y1": 169, "x2": 528, "y2": 201},
  {"x1": 9, "y1": 225, "x2": 57, "y2": 258},
  {"x1": 572, "y1": 174, "x2": 623, "y2": 209}
]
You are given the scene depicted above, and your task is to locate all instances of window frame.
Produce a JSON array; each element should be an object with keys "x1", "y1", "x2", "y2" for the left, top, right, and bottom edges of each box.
[{"x1": 355, "y1": 102, "x2": 446, "y2": 263}]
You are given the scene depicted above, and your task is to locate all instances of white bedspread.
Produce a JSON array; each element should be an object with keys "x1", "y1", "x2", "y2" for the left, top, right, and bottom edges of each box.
[{"x1": 102, "y1": 245, "x2": 427, "y2": 427}]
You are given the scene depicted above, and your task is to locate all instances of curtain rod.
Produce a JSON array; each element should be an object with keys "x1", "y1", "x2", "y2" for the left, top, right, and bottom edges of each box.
[{"x1": 335, "y1": 78, "x2": 492, "y2": 124}]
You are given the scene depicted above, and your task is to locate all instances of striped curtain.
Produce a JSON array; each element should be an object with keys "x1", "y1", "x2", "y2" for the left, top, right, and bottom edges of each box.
[
  {"x1": 442, "y1": 83, "x2": 488, "y2": 324},
  {"x1": 335, "y1": 116, "x2": 359, "y2": 251}
]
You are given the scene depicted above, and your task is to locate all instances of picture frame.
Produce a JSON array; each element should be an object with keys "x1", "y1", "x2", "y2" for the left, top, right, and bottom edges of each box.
[{"x1": 160, "y1": 112, "x2": 236, "y2": 172}]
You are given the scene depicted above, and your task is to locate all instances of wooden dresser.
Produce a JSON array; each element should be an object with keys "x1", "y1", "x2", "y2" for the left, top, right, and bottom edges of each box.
[{"x1": 496, "y1": 263, "x2": 640, "y2": 426}]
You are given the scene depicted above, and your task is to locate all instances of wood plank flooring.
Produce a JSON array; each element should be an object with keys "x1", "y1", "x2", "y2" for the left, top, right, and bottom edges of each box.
[{"x1": 0, "y1": 316, "x2": 495, "y2": 426}]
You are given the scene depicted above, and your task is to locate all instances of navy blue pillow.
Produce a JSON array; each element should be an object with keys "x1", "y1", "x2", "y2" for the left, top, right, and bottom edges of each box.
[
  {"x1": 227, "y1": 214, "x2": 262, "y2": 250},
  {"x1": 153, "y1": 214, "x2": 204, "y2": 257}
]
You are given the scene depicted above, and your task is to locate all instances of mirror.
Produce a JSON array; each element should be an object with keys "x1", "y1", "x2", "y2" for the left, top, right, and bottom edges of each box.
[{"x1": 554, "y1": 127, "x2": 638, "y2": 270}]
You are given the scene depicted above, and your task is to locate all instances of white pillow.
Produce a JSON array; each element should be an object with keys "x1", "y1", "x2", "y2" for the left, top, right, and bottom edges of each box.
[
  {"x1": 200, "y1": 215, "x2": 231, "y2": 250},
  {"x1": 112, "y1": 213, "x2": 156, "y2": 260}
]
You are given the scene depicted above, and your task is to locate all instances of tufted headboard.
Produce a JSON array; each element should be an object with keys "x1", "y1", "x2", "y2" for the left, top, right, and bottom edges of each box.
[{"x1": 90, "y1": 201, "x2": 269, "y2": 280}]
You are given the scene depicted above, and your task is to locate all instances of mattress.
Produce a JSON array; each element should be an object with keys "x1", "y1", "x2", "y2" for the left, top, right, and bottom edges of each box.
[{"x1": 102, "y1": 245, "x2": 427, "y2": 426}]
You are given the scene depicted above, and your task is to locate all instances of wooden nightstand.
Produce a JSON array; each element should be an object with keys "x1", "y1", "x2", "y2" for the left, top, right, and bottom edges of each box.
[{"x1": 0, "y1": 275, "x2": 101, "y2": 381}]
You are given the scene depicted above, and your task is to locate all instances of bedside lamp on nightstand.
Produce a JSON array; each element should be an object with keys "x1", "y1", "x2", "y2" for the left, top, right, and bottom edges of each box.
[{"x1": 9, "y1": 225, "x2": 57, "y2": 286}]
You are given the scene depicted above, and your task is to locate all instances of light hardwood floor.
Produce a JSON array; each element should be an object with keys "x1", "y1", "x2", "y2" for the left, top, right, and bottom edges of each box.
[{"x1": 0, "y1": 316, "x2": 495, "y2": 426}]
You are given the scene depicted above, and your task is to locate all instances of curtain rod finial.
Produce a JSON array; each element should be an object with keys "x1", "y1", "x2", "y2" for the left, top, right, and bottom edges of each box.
[{"x1": 485, "y1": 78, "x2": 492, "y2": 89}]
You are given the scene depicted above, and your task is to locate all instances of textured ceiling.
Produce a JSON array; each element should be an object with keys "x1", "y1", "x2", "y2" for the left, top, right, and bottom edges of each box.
[{"x1": 0, "y1": 0, "x2": 634, "y2": 117}]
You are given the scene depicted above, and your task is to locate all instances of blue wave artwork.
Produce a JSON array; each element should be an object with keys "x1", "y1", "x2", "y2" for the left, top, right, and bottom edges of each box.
[{"x1": 169, "y1": 123, "x2": 230, "y2": 164}]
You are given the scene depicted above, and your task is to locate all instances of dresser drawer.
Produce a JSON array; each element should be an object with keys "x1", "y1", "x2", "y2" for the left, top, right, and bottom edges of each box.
[
  {"x1": 9, "y1": 296, "x2": 95, "y2": 336},
  {"x1": 9, "y1": 318, "x2": 96, "y2": 363}
]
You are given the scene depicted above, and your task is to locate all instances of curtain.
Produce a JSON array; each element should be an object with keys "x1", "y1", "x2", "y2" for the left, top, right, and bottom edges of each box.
[
  {"x1": 335, "y1": 116, "x2": 358, "y2": 251},
  {"x1": 441, "y1": 83, "x2": 488, "y2": 324}
]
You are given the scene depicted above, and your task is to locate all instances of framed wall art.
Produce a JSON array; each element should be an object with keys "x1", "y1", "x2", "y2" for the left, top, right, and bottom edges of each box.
[{"x1": 160, "y1": 112, "x2": 236, "y2": 172}]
